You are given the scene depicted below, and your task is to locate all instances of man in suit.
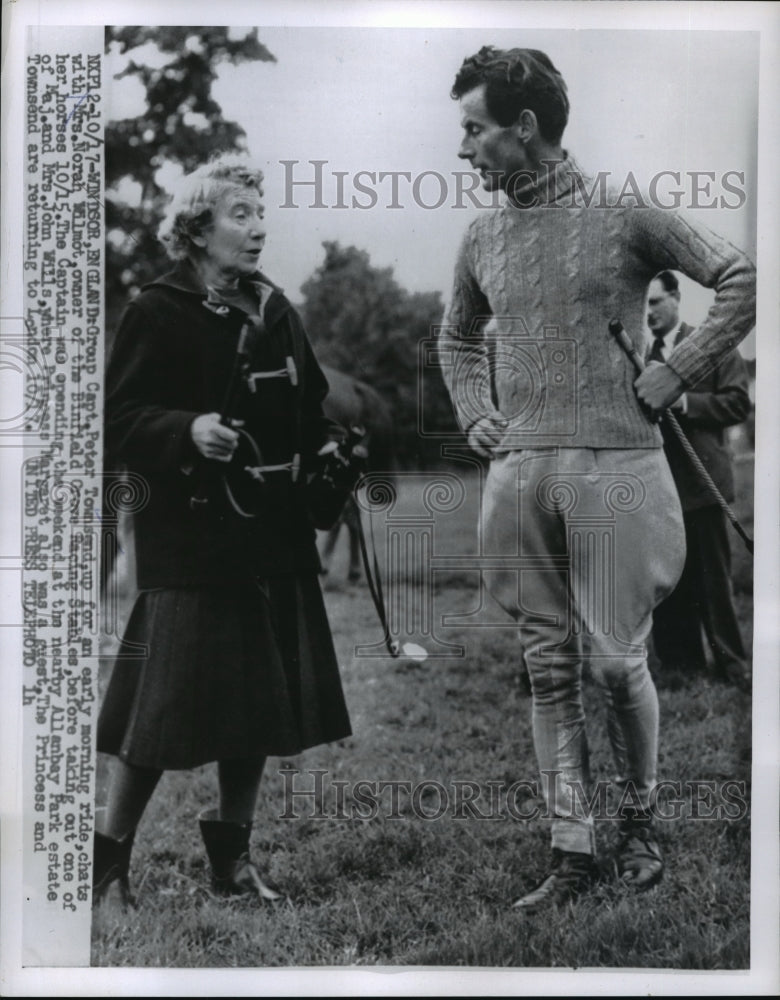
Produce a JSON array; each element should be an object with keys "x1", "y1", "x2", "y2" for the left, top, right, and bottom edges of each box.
[{"x1": 646, "y1": 270, "x2": 752, "y2": 691}]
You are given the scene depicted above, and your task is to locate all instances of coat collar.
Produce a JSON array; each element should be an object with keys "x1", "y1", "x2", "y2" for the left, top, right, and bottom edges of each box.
[
  {"x1": 674, "y1": 321, "x2": 693, "y2": 346},
  {"x1": 144, "y1": 259, "x2": 291, "y2": 324}
]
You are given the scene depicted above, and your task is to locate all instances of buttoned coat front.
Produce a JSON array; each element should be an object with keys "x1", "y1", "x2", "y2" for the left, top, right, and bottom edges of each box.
[
  {"x1": 106, "y1": 259, "x2": 341, "y2": 588},
  {"x1": 99, "y1": 259, "x2": 352, "y2": 768}
]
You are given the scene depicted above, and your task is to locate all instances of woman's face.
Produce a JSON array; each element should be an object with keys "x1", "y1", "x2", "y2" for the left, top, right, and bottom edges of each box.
[{"x1": 195, "y1": 185, "x2": 266, "y2": 280}]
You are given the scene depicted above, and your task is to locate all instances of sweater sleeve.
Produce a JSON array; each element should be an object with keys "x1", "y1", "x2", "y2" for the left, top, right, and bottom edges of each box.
[
  {"x1": 105, "y1": 298, "x2": 201, "y2": 478},
  {"x1": 632, "y1": 207, "x2": 756, "y2": 387},
  {"x1": 438, "y1": 225, "x2": 497, "y2": 433}
]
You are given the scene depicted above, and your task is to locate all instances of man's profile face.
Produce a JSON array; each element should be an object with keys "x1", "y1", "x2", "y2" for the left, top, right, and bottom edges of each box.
[
  {"x1": 646, "y1": 279, "x2": 680, "y2": 336},
  {"x1": 458, "y1": 83, "x2": 529, "y2": 192}
]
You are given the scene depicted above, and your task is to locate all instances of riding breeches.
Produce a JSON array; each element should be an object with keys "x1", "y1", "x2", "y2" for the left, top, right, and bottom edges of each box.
[{"x1": 481, "y1": 447, "x2": 686, "y2": 854}]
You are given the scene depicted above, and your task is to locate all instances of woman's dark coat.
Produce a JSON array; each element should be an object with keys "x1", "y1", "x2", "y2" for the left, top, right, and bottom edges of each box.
[{"x1": 106, "y1": 259, "x2": 341, "y2": 588}]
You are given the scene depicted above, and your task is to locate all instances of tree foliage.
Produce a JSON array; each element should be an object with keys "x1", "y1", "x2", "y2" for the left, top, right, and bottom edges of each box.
[
  {"x1": 105, "y1": 26, "x2": 275, "y2": 334},
  {"x1": 300, "y1": 242, "x2": 457, "y2": 467}
]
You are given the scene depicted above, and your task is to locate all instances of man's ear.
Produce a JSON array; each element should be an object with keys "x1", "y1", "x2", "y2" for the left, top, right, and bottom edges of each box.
[{"x1": 515, "y1": 109, "x2": 538, "y2": 142}]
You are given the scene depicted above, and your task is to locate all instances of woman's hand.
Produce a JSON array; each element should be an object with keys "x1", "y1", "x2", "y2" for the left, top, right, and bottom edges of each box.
[{"x1": 190, "y1": 413, "x2": 242, "y2": 462}]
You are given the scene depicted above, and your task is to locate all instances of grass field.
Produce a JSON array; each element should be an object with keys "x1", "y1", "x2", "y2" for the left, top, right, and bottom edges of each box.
[{"x1": 92, "y1": 457, "x2": 754, "y2": 969}]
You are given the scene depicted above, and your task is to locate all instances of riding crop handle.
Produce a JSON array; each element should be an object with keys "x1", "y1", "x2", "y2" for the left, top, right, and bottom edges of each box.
[{"x1": 608, "y1": 318, "x2": 646, "y2": 373}]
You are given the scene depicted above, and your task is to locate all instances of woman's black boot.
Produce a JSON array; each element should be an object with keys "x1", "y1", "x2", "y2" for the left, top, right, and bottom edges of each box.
[
  {"x1": 93, "y1": 828, "x2": 136, "y2": 910},
  {"x1": 198, "y1": 808, "x2": 282, "y2": 901}
]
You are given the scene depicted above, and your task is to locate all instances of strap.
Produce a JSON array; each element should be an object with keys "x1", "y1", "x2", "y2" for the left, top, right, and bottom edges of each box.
[
  {"x1": 352, "y1": 494, "x2": 400, "y2": 657},
  {"x1": 663, "y1": 410, "x2": 753, "y2": 553}
]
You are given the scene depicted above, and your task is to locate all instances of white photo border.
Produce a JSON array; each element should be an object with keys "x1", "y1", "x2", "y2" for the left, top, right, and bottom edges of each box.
[{"x1": 1, "y1": 1, "x2": 778, "y2": 996}]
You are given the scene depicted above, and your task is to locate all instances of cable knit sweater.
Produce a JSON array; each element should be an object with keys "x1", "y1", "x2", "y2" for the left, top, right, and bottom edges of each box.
[{"x1": 440, "y1": 154, "x2": 756, "y2": 450}]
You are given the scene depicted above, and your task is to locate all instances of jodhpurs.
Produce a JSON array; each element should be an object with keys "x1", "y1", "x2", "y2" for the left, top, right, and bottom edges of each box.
[{"x1": 482, "y1": 447, "x2": 686, "y2": 854}]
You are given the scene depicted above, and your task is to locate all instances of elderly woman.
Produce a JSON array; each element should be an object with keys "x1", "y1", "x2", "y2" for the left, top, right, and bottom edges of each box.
[{"x1": 94, "y1": 155, "x2": 351, "y2": 905}]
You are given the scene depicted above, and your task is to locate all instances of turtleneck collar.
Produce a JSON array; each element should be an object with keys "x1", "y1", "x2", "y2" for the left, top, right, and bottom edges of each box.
[{"x1": 505, "y1": 150, "x2": 583, "y2": 209}]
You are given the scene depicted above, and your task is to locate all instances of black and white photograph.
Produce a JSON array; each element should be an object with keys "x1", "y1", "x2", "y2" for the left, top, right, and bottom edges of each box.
[{"x1": 1, "y1": 1, "x2": 778, "y2": 996}]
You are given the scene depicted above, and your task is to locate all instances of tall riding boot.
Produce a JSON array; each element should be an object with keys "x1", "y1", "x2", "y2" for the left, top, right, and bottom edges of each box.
[
  {"x1": 198, "y1": 808, "x2": 283, "y2": 901},
  {"x1": 93, "y1": 828, "x2": 136, "y2": 909}
]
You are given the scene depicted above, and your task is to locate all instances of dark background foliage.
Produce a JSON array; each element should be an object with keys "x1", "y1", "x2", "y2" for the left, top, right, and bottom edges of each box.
[
  {"x1": 300, "y1": 242, "x2": 455, "y2": 467},
  {"x1": 105, "y1": 26, "x2": 275, "y2": 332}
]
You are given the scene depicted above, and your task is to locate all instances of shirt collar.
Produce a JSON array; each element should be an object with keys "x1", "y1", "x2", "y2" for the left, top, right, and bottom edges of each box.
[
  {"x1": 661, "y1": 321, "x2": 682, "y2": 350},
  {"x1": 646, "y1": 320, "x2": 682, "y2": 356}
]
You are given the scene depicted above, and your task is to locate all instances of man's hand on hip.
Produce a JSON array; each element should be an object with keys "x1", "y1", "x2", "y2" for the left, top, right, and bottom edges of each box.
[{"x1": 467, "y1": 411, "x2": 509, "y2": 458}]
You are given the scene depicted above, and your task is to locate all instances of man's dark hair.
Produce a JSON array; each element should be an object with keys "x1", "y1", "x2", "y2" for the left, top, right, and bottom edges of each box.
[
  {"x1": 451, "y1": 46, "x2": 570, "y2": 143},
  {"x1": 654, "y1": 270, "x2": 680, "y2": 294}
]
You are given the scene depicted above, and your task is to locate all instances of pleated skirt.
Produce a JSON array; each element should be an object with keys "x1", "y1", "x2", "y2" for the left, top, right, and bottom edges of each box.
[{"x1": 97, "y1": 575, "x2": 352, "y2": 770}]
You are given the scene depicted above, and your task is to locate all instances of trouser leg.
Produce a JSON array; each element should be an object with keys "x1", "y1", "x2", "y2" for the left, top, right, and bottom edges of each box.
[
  {"x1": 594, "y1": 659, "x2": 659, "y2": 813},
  {"x1": 483, "y1": 448, "x2": 685, "y2": 848},
  {"x1": 483, "y1": 450, "x2": 592, "y2": 855},
  {"x1": 651, "y1": 522, "x2": 707, "y2": 673},
  {"x1": 686, "y1": 506, "x2": 748, "y2": 680},
  {"x1": 578, "y1": 449, "x2": 685, "y2": 813},
  {"x1": 345, "y1": 504, "x2": 362, "y2": 582}
]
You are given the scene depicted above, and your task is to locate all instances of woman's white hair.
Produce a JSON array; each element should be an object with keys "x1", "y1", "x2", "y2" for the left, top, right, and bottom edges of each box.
[{"x1": 157, "y1": 154, "x2": 264, "y2": 260}]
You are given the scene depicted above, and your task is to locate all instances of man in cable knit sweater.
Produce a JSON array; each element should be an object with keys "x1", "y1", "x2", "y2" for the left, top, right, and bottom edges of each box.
[{"x1": 439, "y1": 46, "x2": 756, "y2": 910}]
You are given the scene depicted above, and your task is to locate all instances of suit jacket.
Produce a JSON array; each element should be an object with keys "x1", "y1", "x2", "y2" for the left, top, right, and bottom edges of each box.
[{"x1": 647, "y1": 322, "x2": 751, "y2": 511}]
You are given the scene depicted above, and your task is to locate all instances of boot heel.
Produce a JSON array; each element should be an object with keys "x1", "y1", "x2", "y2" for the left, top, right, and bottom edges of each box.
[
  {"x1": 93, "y1": 828, "x2": 136, "y2": 910},
  {"x1": 198, "y1": 807, "x2": 283, "y2": 901}
]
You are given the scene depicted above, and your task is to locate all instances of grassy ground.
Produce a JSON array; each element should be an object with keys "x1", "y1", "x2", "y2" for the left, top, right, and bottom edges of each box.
[{"x1": 92, "y1": 458, "x2": 754, "y2": 969}]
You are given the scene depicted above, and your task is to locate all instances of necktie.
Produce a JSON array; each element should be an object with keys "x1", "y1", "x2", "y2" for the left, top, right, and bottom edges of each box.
[{"x1": 648, "y1": 333, "x2": 666, "y2": 363}]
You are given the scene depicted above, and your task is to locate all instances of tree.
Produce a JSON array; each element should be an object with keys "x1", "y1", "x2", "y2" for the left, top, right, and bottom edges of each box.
[
  {"x1": 300, "y1": 242, "x2": 457, "y2": 467},
  {"x1": 105, "y1": 27, "x2": 275, "y2": 336}
]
